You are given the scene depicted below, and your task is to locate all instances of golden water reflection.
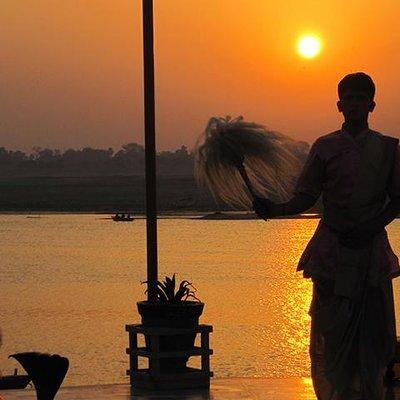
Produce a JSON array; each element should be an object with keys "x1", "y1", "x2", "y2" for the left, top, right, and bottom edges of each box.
[{"x1": 3, "y1": 216, "x2": 398, "y2": 388}]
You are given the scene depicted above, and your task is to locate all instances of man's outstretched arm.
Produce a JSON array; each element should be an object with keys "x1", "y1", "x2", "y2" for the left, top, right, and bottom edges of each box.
[
  {"x1": 253, "y1": 193, "x2": 318, "y2": 219},
  {"x1": 253, "y1": 140, "x2": 322, "y2": 220}
]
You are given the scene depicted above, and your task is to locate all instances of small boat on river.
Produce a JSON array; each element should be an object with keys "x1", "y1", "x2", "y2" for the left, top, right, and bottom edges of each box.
[
  {"x1": 112, "y1": 213, "x2": 134, "y2": 222},
  {"x1": 0, "y1": 369, "x2": 30, "y2": 390}
]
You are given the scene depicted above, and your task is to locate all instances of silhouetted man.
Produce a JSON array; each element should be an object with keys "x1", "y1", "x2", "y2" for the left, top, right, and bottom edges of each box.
[{"x1": 254, "y1": 72, "x2": 400, "y2": 399}]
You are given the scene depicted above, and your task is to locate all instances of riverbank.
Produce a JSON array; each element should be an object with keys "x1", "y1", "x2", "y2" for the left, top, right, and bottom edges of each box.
[
  {"x1": 0, "y1": 175, "x2": 214, "y2": 213},
  {"x1": 0, "y1": 176, "x2": 323, "y2": 213}
]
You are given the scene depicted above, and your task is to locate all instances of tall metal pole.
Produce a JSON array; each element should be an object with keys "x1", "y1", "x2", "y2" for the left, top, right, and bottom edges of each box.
[{"x1": 142, "y1": 0, "x2": 158, "y2": 302}]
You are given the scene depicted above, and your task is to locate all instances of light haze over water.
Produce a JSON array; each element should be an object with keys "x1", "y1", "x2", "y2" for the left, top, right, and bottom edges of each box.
[{"x1": 1, "y1": 215, "x2": 400, "y2": 387}]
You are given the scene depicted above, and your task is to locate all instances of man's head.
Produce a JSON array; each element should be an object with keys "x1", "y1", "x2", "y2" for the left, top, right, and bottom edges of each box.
[{"x1": 337, "y1": 72, "x2": 376, "y2": 124}]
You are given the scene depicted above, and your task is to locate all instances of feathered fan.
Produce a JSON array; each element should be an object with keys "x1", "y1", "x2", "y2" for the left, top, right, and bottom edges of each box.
[{"x1": 194, "y1": 116, "x2": 301, "y2": 209}]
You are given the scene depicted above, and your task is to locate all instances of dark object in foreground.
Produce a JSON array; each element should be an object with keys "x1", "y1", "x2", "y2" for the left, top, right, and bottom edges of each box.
[
  {"x1": 9, "y1": 352, "x2": 69, "y2": 400},
  {"x1": 0, "y1": 371, "x2": 30, "y2": 390}
]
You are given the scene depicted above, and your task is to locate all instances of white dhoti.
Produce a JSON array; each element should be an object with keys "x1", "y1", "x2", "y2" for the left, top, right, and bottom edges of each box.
[{"x1": 310, "y1": 274, "x2": 396, "y2": 400}]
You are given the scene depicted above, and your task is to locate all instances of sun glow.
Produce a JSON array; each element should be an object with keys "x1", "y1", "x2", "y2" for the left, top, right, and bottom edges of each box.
[{"x1": 297, "y1": 34, "x2": 322, "y2": 59}]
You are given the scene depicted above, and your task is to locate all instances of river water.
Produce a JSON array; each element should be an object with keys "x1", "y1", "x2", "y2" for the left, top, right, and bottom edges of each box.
[{"x1": 1, "y1": 215, "x2": 400, "y2": 386}]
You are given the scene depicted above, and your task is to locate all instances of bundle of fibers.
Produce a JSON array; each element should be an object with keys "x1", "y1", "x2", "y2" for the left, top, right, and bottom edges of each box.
[{"x1": 194, "y1": 116, "x2": 301, "y2": 209}]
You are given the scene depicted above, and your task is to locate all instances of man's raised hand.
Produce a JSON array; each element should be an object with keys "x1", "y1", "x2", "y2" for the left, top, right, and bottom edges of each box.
[{"x1": 252, "y1": 196, "x2": 275, "y2": 220}]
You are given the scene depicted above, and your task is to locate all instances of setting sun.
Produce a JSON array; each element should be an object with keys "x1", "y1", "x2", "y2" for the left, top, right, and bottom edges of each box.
[{"x1": 297, "y1": 34, "x2": 322, "y2": 59}]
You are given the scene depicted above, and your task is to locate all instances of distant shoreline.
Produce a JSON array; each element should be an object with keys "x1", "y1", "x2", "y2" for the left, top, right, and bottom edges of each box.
[
  {"x1": 192, "y1": 212, "x2": 320, "y2": 220},
  {"x1": 0, "y1": 175, "x2": 323, "y2": 215},
  {"x1": 0, "y1": 210, "x2": 322, "y2": 220}
]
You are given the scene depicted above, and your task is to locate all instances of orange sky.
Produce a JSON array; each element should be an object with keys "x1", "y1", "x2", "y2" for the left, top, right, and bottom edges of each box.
[{"x1": 1, "y1": 0, "x2": 400, "y2": 152}]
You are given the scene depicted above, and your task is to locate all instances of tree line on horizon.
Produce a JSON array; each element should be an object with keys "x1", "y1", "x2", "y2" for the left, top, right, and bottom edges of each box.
[
  {"x1": 0, "y1": 139, "x2": 310, "y2": 177},
  {"x1": 0, "y1": 143, "x2": 194, "y2": 177}
]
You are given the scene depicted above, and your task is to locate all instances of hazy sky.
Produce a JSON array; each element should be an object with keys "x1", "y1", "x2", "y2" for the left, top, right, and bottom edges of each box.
[{"x1": 1, "y1": 0, "x2": 400, "y2": 152}]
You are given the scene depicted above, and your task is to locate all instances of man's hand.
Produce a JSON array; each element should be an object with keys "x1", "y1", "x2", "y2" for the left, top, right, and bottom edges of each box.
[
  {"x1": 338, "y1": 220, "x2": 383, "y2": 249},
  {"x1": 252, "y1": 196, "x2": 276, "y2": 220}
]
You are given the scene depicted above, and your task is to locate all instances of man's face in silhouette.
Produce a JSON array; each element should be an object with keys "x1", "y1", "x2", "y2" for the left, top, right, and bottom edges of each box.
[{"x1": 337, "y1": 90, "x2": 375, "y2": 124}]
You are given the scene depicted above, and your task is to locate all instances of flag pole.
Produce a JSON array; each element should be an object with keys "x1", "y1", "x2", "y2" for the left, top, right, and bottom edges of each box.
[{"x1": 142, "y1": 0, "x2": 158, "y2": 302}]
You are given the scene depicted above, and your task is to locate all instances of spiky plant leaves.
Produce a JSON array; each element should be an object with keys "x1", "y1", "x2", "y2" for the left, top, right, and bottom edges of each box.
[
  {"x1": 155, "y1": 281, "x2": 169, "y2": 302},
  {"x1": 174, "y1": 281, "x2": 189, "y2": 302},
  {"x1": 141, "y1": 280, "x2": 169, "y2": 302},
  {"x1": 164, "y1": 274, "x2": 176, "y2": 301},
  {"x1": 142, "y1": 275, "x2": 200, "y2": 303}
]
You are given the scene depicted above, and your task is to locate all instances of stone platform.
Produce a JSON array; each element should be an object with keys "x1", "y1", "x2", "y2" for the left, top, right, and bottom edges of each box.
[{"x1": 1, "y1": 377, "x2": 400, "y2": 400}]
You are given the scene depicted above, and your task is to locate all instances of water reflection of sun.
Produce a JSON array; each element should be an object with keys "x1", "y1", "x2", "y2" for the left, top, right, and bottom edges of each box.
[{"x1": 284, "y1": 220, "x2": 315, "y2": 366}]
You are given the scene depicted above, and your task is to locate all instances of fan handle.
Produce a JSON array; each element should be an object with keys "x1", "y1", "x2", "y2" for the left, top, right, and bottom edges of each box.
[{"x1": 236, "y1": 163, "x2": 257, "y2": 200}]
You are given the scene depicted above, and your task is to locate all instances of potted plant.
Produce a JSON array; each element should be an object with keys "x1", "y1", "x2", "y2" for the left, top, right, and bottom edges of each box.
[{"x1": 137, "y1": 274, "x2": 204, "y2": 372}]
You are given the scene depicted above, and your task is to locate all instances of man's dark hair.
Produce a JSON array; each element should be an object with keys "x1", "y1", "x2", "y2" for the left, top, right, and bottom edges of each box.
[{"x1": 338, "y1": 72, "x2": 376, "y2": 100}]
